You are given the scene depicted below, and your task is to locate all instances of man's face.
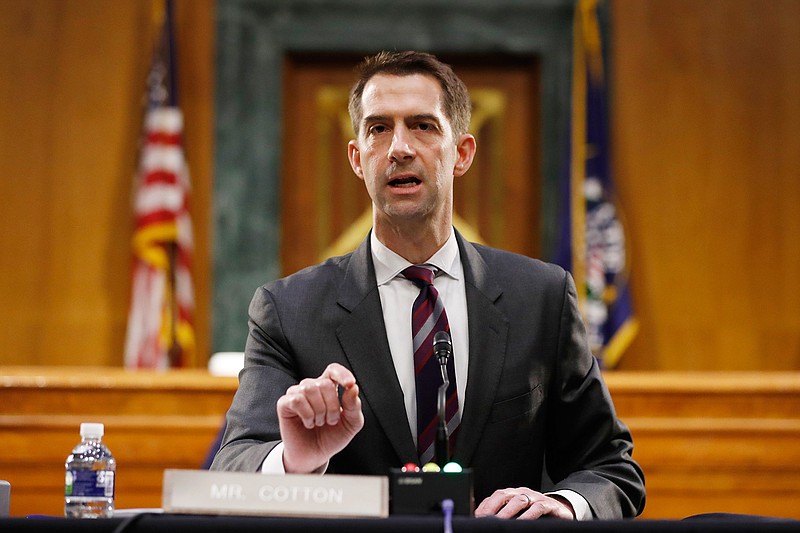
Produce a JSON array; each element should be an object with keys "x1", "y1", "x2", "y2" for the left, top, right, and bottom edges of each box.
[{"x1": 348, "y1": 73, "x2": 472, "y2": 227}]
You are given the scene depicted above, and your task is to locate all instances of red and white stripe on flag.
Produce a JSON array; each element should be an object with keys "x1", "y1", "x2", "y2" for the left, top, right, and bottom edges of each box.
[{"x1": 124, "y1": 106, "x2": 195, "y2": 368}]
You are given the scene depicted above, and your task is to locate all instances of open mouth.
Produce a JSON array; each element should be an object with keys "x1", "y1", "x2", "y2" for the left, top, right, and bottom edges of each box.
[{"x1": 388, "y1": 176, "x2": 421, "y2": 188}]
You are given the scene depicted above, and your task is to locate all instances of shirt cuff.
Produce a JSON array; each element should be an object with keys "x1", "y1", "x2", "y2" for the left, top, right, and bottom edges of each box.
[
  {"x1": 547, "y1": 489, "x2": 592, "y2": 521},
  {"x1": 260, "y1": 442, "x2": 329, "y2": 475},
  {"x1": 261, "y1": 442, "x2": 287, "y2": 474}
]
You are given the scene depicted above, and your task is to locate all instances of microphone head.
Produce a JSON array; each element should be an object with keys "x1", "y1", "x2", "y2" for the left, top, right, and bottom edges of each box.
[{"x1": 433, "y1": 330, "x2": 452, "y2": 365}]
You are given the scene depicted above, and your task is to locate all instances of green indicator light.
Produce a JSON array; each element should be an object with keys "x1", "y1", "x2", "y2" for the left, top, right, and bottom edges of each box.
[{"x1": 443, "y1": 462, "x2": 462, "y2": 473}]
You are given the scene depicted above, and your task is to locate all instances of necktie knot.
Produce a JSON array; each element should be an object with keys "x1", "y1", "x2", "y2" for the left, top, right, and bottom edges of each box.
[{"x1": 403, "y1": 265, "x2": 436, "y2": 288}]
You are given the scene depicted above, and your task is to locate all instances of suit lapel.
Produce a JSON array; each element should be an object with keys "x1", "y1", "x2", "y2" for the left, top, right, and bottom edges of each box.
[
  {"x1": 453, "y1": 234, "x2": 509, "y2": 466},
  {"x1": 335, "y1": 236, "x2": 418, "y2": 463}
]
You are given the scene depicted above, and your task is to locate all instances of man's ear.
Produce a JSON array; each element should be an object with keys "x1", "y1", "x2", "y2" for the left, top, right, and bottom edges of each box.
[
  {"x1": 453, "y1": 134, "x2": 477, "y2": 178},
  {"x1": 348, "y1": 140, "x2": 364, "y2": 180}
]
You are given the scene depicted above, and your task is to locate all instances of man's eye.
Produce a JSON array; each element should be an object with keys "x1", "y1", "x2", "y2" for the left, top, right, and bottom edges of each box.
[
  {"x1": 369, "y1": 125, "x2": 388, "y2": 135},
  {"x1": 417, "y1": 123, "x2": 431, "y2": 131}
]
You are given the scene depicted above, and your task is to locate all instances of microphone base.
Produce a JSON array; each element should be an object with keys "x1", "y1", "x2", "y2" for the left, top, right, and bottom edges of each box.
[{"x1": 389, "y1": 468, "x2": 473, "y2": 516}]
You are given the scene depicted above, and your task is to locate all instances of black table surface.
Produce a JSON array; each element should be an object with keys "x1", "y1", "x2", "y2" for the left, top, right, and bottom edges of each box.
[{"x1": 1, "y1": 513, "x2": 799, "y2": 533}]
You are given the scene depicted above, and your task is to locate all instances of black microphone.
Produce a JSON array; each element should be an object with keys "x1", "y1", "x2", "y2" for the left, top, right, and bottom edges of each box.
[
  {"x1": 433, "y1": 330, "x2": 452, "y2": 367},
  {"x1": 433, "y1": 330, "x2": 452, "y2": 467}
]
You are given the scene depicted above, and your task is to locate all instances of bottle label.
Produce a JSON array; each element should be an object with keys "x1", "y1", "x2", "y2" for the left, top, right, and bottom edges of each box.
[{"x1": 65, "y1": 470, "x2": 115, "y2": 498}]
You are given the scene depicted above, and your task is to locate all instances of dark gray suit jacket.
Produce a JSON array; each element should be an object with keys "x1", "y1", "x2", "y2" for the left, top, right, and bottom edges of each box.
[{"x1": 211, "y1": 232, "x2": 645, "y2": 518}]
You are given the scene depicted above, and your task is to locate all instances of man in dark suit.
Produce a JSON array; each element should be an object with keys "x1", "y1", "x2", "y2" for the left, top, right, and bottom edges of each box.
[{"x1": 211, "y1": 51, "x2": 645, "y2": 520}]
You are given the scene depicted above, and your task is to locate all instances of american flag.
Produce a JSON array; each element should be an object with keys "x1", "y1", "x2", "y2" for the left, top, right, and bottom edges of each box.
[{"x1": 124, "y1": 0, "x2": 195, "y2": 368}]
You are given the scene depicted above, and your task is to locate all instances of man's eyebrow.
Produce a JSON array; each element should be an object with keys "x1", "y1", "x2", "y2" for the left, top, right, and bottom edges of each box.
[
  {"x1": 362, "y1": 113, "x2": 443, "y2": 126},
  {"x1": 362, "y1": 114, "x2": 389, "y2": 125},
  {"x1": 407, "y1": 113, "x2": 442, "y2": 125}
]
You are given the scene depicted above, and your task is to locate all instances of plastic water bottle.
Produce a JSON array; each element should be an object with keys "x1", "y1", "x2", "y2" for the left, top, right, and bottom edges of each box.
[{"x1": 64, "y1": 423, "x2": 116, "y2": 518}]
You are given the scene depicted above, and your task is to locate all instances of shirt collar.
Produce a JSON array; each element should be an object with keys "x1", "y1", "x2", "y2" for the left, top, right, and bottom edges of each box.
[{"x1": 371, "y1": 227, "x2": 462, "y2": 286}]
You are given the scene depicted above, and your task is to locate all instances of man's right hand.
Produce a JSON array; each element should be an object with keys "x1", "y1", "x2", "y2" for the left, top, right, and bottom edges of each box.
[{"x1": 276, "y1": 363, "x2": 364, "y2": 473}]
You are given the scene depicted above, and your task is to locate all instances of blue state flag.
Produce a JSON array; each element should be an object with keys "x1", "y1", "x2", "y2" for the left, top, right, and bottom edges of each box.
[{"x1": 553, "y1": 0, "x2": 638, "y2": 368}]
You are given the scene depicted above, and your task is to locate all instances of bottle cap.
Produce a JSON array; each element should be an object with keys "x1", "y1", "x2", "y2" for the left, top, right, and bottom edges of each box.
[{"x1": 80, "y1": 423, "x2": 104, "y2": 439}]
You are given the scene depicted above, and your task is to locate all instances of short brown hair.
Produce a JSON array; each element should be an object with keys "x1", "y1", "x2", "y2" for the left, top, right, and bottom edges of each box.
[{"x1": 348, "y1": 51, "x2": 472, "y2": 138}]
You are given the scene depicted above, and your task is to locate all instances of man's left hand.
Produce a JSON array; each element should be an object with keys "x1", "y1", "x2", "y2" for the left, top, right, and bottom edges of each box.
[{"x1": 475, "y1": 488, "x2": 576, "y2": 520}]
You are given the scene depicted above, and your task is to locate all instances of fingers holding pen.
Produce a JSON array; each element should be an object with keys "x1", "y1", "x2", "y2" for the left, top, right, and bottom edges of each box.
[
  {"x1": 279, "y1": 363, "x2": 361, "y2": 429},
  {"x1": 322, "y1": 363, "x2": 361, "y2": 423},
  {"x1": 276, "y1": 364, "x2": 363, "y2": 474},
  {"x1": 283, "y1": 379, "x2": 337, "y2": 428}
]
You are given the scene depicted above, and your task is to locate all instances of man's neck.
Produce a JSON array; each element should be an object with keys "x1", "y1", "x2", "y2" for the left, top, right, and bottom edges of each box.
[{"x1": 373, "y1": 216, "x2": 451, "y2": 265}]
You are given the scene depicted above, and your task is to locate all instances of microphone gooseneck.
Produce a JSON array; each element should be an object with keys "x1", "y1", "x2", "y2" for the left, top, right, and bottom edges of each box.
[{"x1": 433, "y1": 330, "x2": 452, "y2": 466}]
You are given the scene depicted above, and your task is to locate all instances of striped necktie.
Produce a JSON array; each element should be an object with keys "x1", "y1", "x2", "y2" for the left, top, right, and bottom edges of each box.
[{"x1": 402, "y1": 265, "x2": 459, "y2": 464}]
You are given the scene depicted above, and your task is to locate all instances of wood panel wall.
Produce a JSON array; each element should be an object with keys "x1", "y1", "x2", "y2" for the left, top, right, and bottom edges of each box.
[
  {"x1": 1, "y1": 1, "x2": 799, "y2": 370},
  {"x1": 0, "y1": 0, "x2": 214, "y2": 366},
  {"x1": 611, "y1": 0, "x2": 800, "y2": 370}
]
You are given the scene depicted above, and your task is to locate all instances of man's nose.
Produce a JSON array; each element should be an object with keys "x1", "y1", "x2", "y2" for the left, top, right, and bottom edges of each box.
[{"x1": 388, "y1": 128, "x2": 416, "y2": 162}]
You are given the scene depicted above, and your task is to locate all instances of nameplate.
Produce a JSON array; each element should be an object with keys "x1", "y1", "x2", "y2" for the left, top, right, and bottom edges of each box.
[{"x1": 162, "y1": 469, "x2": 388, "y2": 518}]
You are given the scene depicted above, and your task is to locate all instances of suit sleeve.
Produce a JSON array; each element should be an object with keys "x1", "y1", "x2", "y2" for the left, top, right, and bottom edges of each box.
[
  {"x1": 210, "y1": 286, "x2": 295, "y2": 472},
  {"x1": 546, "y1": 271, "x2": 646, "y2": 518}
]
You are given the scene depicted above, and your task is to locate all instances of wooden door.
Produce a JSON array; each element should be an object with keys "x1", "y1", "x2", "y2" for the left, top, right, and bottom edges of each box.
[{"x1": 281, "y1": 54, "x2": 541, "y2": 275}]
